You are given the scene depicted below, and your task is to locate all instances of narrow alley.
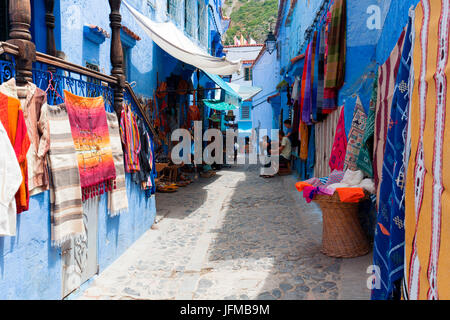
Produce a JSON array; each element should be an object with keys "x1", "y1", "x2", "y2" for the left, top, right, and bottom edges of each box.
[{"x1": 78, "y1": 165, "x2": 371, "y2": 300}]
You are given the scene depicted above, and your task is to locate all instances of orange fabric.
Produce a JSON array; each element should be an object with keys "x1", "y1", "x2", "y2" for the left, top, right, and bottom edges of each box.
[
  {"x1": 335, "y1": 187, "x2": 365, "y2": 203},
  {"x1": 0, "y1": 93, "x2": 31, "y2": 213},
  {"x1": 295, "y1": 181, "x2": 313, "y2": 193}
]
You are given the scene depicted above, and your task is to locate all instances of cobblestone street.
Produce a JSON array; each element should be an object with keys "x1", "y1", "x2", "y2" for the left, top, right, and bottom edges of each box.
[{"x1": 78, "y1": 165, "x2": 372, "y2": 300}]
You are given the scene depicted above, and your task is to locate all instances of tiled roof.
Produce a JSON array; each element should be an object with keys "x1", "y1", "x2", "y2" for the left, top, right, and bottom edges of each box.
[{"x1": 121, "y1": 25, "x2": 141, "y2": 41}]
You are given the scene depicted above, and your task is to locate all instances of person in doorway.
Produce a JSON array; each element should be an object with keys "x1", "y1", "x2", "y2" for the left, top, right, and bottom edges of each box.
[
  {"x1": 278, "y1": 130, "x2": 292, "y2": 168},
  {"x1": 260, "y1": 135, "x2": 272, "y2": 168},
  {"x1": 284, "y1": 120, "x2": 293, "y2": 143}
]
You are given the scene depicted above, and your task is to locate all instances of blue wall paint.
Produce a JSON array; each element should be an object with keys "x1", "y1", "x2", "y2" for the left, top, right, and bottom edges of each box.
[{"x1": 0, "y1": 176, "x2": 156, "y2": 300}]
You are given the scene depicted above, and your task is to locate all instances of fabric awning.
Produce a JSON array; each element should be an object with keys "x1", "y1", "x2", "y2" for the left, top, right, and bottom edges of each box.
[
  {"x1": 228, "y1": 83, "x2": 262, "y2": 101},
  {"x1": 203, "y1": 99, "x2": 238, "y2": 111},
  {"x1": 201, "y1": 71, "x2": 241, "y2": 107},
  {"x1": 123, "y1": 1, "x2": 241, "y2": 75}
]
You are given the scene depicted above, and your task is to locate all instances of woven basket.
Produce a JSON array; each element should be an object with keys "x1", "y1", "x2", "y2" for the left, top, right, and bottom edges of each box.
[{"x1": 313, "y1": 193, "x2": 370, "y2": 258}]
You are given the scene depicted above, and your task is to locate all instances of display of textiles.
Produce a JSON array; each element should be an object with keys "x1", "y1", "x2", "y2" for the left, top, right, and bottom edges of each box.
[
  {"x1": 132, "y1": 118, "x2": 157, "y2": 194},
  {"x1": 120, "y1": 103, "x2": 141, "y2": 173},
  {"x1": 405, "y1": 0, "x2": 450, "y2": 300},
  {"x1": 343, "y1": 97, "x2": 367, "y2": 171},
  {"x1": 372, "y1": 14, "x2": 413, "y2": 301}
]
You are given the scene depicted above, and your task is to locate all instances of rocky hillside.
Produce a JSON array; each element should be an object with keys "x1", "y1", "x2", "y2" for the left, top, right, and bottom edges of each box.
[{"x1": 223, "y1": 0, "x2": 278, "y2": 45}]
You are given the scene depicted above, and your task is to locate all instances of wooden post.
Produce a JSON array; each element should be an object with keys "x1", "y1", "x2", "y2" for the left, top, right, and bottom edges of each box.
[
  {"x1": 7, "y1": 0, "x2": 36, "y2": 86},
  {"x1": 109, "y1": 0, "x2": 125, "y2": 115},
  {"x1": 44, "y1": 0, "x2": 56, "y2": 57}
]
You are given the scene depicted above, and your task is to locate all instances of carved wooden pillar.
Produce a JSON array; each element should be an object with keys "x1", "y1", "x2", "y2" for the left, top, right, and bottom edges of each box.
[
  {"x1": 44, "y1": 0, "x2": 56, "y2": 57},
  {"x1": 7, "y1": 0, "x2": 36, "y2": 86},
  {"x1": 109, "y1": 0, "x2": 125, "y2": 115}
]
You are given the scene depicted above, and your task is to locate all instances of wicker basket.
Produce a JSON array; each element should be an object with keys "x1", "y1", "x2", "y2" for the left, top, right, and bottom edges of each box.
[{"x1": 313, "y1": 193, "x2": 370, "y2": 258}]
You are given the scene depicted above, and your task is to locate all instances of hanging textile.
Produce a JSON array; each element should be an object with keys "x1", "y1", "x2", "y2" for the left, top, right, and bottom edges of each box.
[
  {"x1": 132, "y1": 118, "x2": 156, "y2": 193},
  {"x1": 312, "y1": 30, "x2": 320, "y2": 122},
  {"x1": 324, "y1": 0, "x2": 347, "y2": 90},
  {"x1": 42, "y1": 103, "x2": 84, "y2": 246},
  {"x1": 106, "y1": 112, "x2": 129, "y2": 216},
  {"x1": 329, "y1": 106, "x2": 347, "y2": 171},
  {"x1": 0, "y1": 92, "x2": 30, "y2": 214},
  {"x1": 371, "y1": 14, "x2": 413, "y2": 300},
  {"x1": 0, "y1": 121, "x2": 22, "y2": 236},
  {"x1": 343, "y1": 97, "x2": 368, "y2": 171},
  {"x1": 317, "y1": 26, "x2": 326, "y2": 115},
  {"x1": 120, "y1": 103, "x2": 141, "y2": 173},
  {"x1": 302, "y1": 42, "x2": 312, "y2": 124},
  {"x1": 357, "y1": 73, "x2": 378, "y2": 177},
  {"x1": 0, "y1": 79, "x2": 50, "y2": 196},
  {"x1": 299, "y1": 121, "x2": 309, "y2": 161},
  {"x1": 306, "y1": 124, "x2": 316, "y2": 178},
  {"x1": 405, "y1": 0, "x2": 450, "y2": 300},
  {"x1": 374, "y1": 30, "x2": 406, "y2": 207},
  {"x1": 64, "y1": 90, "x2": 116, "y2": 201}
]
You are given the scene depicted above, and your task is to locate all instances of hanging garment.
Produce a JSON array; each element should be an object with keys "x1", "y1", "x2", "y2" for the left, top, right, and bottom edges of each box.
[
  {"x1": 0, "y1": 79, "x2": 50, "y2": 196},
  {"x1": 0, "y1": 92, "x2": 30, "y2": 214},
  {"x1": 299, "y1": 121, "x2": 309, "y2": 161},
  {"x1": 0, "y1": 121, "x2": 22, "y2": 237},
  {"x1": 120, "y1": 103, "x2": 141, "y2": 173},
  {"x1": 64, "y1": 90, "x2": 116, "y2": 201},
  {"x1": 356, "y1": 73, "x2": 378, "y2": 178},
  {"x1": 302, "y1": 43, "x2": 313, "y2": 124},
  {"x1": 374, "y1": 30, "x2": 406, "y2": 207},
  {"x1": 343, "y1": 97, "x2": 368, "y2": 171},
  {"x1": 329, "y1": 107, "x2": 347, "y2": 171},
  {"x1": 132, "y1": 118, "x2": 155, "y2": 193},
  {"x1": 372, "y1": 14, "x2": 413, "y2": 301},
  {"x1": 42, "y1": 103, "x2": 84, "y2": 247},
  {"x1": 106, "y1": 111, "x2": 129, "y2": 216},
  {"x1": 306, "y1": 125, "x2": 316, "y2": 179},
  {"x1": 317, "y1": 26, "x2": 326, "y2": 116},
  {"x1": 405, "y1": 0, "x2": 450, "y2": 300},
  {"x1": 311, "y1": 30, "x2": 320, "y2": 122},
  {"x1": 324, "y1": 0, "x2": 347, "y2": 90}
]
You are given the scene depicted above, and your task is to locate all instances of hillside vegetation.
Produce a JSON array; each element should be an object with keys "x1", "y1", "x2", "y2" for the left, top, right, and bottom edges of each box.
[{"x1": 223, "y1": 0, "x2": 278, "y2": 45}]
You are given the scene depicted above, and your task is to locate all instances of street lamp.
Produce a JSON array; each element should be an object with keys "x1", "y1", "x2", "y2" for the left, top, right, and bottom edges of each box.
[{"x1": 265, "y1": 30, "x2": 277, "y2": 55}]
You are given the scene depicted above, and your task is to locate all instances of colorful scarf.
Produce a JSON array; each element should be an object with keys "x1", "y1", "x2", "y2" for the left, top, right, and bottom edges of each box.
[
  {"x1": 306, "y1": 124, "x2": 316, "y2": 179},
  {"x1": 120, "y1": 103, "x2": 141, "y2": 173},
  {"x1": 372, "y1": 15, "x2": 413, "y2": 300},
  {"x1": 106, "y1": 112, "x2": 129, "y2": 216},
  {"x1": 374, "y1": 30, "x2": 406, "y2": 207},
  {"x1": 43, "y1": 103, "x2": 84, "y2": 247},
  {"x1": 324, "y1": 0, "x2": 346, "y2": 90},
  {"x1": 405, "y1": 0, "x2": 450, "y2": 300},
  {"x1": 64, "y1": 90, "x2": 116, "y2": 201},
  {"x1": 356, "y1": 73, "x2": 378, "y2": 178},
  {"x1": 132, "y1": 118, "x2": 156, "y2": 194},
  {"x1": 344, "y1": 97, "x2": 367, "y2": 171},
  {"x1": 329, "y1": 107, "x2": 347, "y2": 171}
]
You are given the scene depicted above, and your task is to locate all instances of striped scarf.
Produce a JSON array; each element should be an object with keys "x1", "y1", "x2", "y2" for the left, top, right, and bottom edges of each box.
[
  {"x1": 44, "y1": 103, "x2": 84, "y2": 247},
  {"x1": 120, "y1": 103, "x2": 141, "y2": 173},
  {"x1": 324, "y1": 0, "x2": 346, "y2": 90},
  {"x1": 106, "y1": 112, "x2": 129, "y2": 216}
]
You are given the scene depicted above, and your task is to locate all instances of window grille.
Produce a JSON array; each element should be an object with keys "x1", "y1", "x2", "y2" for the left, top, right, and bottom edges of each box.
[
  {"x1": 241, "y1": 106, "x2": 251, "y2": 120},
  {"x1": 167, "y1": 0, "x2": 177, "y2": 21},
  {"x1": 244, "y1": 67, "x2": 252, "y2": 81}
]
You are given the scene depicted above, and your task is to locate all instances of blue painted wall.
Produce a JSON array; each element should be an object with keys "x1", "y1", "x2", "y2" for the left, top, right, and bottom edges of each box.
[{"x1": 0, "y1": 175, "x2": 156, "y2": 300}]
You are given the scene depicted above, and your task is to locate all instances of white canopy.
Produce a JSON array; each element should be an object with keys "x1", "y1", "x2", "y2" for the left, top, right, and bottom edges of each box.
[
  {"x1": 228, "y1": 83, "x2": 262, "y2": 101},
  {"x1": 123, "y1": 1, "x2": 242, "y2": 75}
]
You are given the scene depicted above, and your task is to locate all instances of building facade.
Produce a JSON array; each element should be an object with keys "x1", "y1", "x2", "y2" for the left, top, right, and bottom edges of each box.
[{"x1": 0, "y1": 0, "x2": 228, "y2": 300}]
